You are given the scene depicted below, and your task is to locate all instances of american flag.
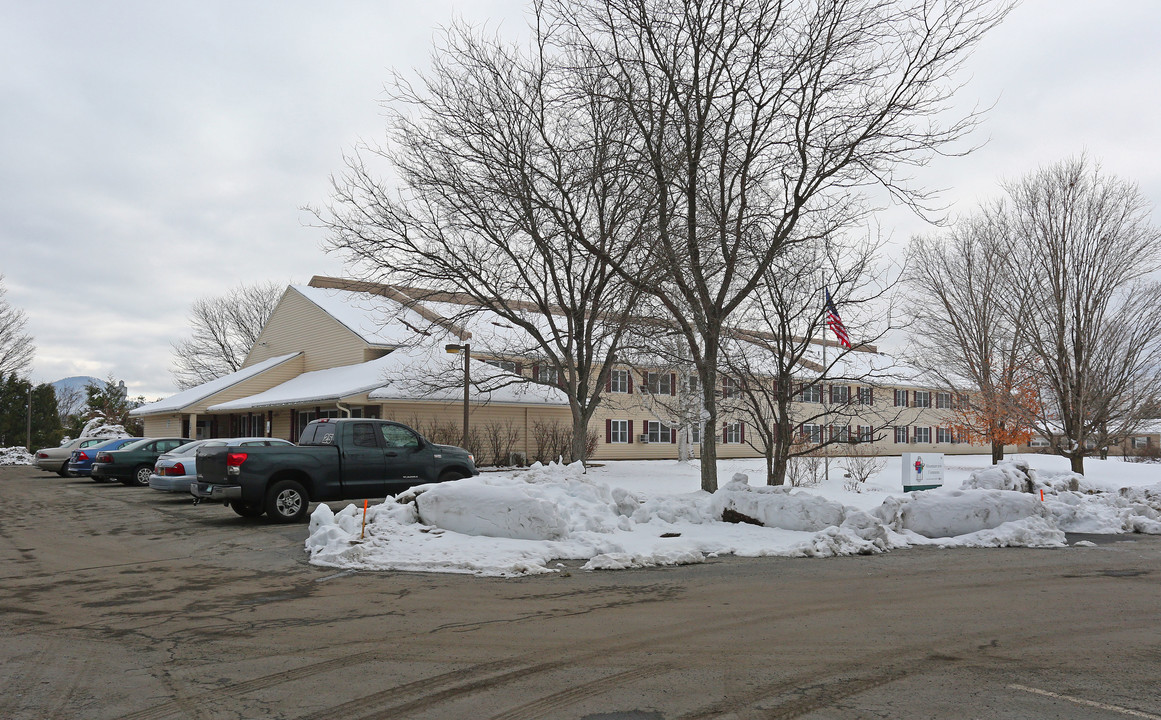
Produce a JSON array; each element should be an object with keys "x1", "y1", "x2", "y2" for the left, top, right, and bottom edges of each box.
[{"x1": 825, "y1": 290, "x2": 851, "y2": 349}]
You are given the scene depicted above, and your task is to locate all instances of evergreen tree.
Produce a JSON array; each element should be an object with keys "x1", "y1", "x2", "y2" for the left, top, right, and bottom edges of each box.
[{"x1": 0, "y1": 374, "x2": 62, "y2": 449}]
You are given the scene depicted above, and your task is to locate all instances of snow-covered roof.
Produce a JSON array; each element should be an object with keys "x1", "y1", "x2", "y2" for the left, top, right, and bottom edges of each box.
[
  {"x1": 367, "y1": 344, "x2": 569, "y2": 406},
  {"x1": 207, "y1": 343, "x2": 569, "y2": 412},
  {"x1": 207, "y1": 354, "x2": 401, "y2": 412},
  {"x1": 130, "y1": 352, "x2": 302, "y2": 416},
  {"x1": 291, "y1": 284, "x2": 437, "y2": 348}
]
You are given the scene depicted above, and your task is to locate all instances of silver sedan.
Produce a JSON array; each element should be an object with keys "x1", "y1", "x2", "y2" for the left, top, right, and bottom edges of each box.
[{"x1": 149, "y1": 437, "x2": 293, "y2": 493}]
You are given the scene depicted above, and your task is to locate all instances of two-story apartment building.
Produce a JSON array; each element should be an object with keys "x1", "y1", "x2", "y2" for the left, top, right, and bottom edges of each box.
[{"x1": 132, "y1": 276, "x2": 1006, "y2": 462}]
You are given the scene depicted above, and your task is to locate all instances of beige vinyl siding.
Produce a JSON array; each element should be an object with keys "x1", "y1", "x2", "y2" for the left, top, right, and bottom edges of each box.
[
  {"x1": 244, "y1": 287, "x2": 372, "y2": 372},
  {"x1": 378, "y1": 401, "x2": 572, "y2": 462},
  {"x1": 143, "y1": 414, "x2": 183, "y2": 437}
]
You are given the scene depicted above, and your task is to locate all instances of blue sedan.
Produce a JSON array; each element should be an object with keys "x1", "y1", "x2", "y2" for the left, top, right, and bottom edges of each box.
[{"x1": 69, "y1": 437, "x2": 140, "y2": 478}]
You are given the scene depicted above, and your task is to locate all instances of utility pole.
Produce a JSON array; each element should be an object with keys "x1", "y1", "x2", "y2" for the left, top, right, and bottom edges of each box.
[{"x1": 26, "y1": 385, "x2": 32, "y2": 451}]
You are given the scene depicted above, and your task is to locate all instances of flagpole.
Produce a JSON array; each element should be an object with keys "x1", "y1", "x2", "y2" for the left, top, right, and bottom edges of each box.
[{"x1": 822, "y1": 285, "x2": 829, "y2": 484}]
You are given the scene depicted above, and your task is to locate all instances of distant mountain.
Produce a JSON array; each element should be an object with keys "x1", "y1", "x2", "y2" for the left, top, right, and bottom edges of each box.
[
  {"x1": 51, "y1": 376, "x2": 106, "y2": 415},
  {"x1": 51, "y1": 376, "x2": 105, "y2": 394}
]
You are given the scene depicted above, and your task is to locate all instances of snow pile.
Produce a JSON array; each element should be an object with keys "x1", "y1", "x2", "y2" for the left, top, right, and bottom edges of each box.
[
  {"x1": 874, "y1": 488, "x2": 1063, "y2": 547},
  {"x1": 303, "y1": 458, "x2": 1161, "y2": 577},
  {"x1": 80, "y1": 416, "x2": 128, "y2": 438},
  {"x1": 711, "y1": 474, "x2": 846, "y2": 531},
  {"x1": 961, "y1": 461, "x2": 1161, "y2": 535},
  {"x1": 960, "y1": 461, "x2": 1036, "y2": 492},
  {"x1": 0, "y1": 447, "x2": 33, "y2": 465}
]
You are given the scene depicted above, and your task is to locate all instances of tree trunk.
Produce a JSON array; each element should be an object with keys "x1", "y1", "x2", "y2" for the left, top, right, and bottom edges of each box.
[
  {"x1": 570, "y1": 402, "x2": 589, "y2": 467},
  {"x1": 699, "y1": 354, "x2": 719, "y2": 493},
  {"x1": 991, "y1": 440, "x2": 1004, "y2": 465},
  {"x1": 1070, "y1": 452, "x2": 1085, "y2": 475}
]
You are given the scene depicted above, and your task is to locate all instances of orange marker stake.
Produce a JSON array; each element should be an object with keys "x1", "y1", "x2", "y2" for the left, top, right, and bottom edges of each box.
[
  {"x1": 361, "y1": 498, "x2": 368, "y2": 539},
  {"x1": 1040, "y1": 489, "x2": 1044, "y2": 501}
]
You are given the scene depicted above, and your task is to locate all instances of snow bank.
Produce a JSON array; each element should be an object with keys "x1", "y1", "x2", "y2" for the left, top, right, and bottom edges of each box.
[
  {"x1": 875, "y1": 488, "x2": 1049, "y2": 538},
  {"x1": 0, "y1": 447, "x2": 33, "y2": 465},
  {"x1": 303, "y1": 459, "x2": 1161, "y2": 577},
  {"x1": 711, "y1": 474, "x2": 846, "y2": 531}
]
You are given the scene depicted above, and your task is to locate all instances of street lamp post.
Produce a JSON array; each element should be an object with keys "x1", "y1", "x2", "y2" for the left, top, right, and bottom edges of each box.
[
  {"x1": 445, "y1": 342, "x2": 471, "y2": 449},
  {"x1": 26, "y1": 386, "x2": 32, "y2": 451}
]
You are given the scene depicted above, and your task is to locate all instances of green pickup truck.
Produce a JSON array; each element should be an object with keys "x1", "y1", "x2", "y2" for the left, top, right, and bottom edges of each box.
[{"x1": 192, "y1": 418, "x2": 479, "y2": 522}]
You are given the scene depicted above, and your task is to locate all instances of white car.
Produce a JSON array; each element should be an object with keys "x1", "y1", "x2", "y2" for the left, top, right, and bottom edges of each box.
[{"x1": 148, "y1": 437, "x2": 293, "y2": 493}]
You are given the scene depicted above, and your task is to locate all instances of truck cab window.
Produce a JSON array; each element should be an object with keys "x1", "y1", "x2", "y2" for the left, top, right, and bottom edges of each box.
[
  {"x1": 381, "y1": 424, "x2": 420, "y2": 449},
  {"x1": 351, "y1": 423, "x2": 378, "y2": 448}
]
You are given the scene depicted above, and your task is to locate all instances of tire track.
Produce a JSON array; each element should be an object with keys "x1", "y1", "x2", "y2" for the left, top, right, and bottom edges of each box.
[
  {"x1": 677, "y1": 617, "x2": 1161, "y2": 720},
  {"x1": 487, "y1": 663, "x2": 674, "y2": 720},
  {"x1": 116, "y1": 650, "x2": 383, "y2": 720},
  {"x1": 286, "y1": 576, "x2": 1061, "y2": 720},
  {"x1": 756, "y1": 667, "x2": 915, "y2": 720},
  {"x1": 292, "y1": 657, "x2": 532, "y2": 720}
]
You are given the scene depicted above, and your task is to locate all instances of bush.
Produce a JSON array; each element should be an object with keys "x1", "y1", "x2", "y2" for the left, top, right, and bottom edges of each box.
[
  {"x1": 530, "y1": 420, "x2": 597, "y2": 465},
  {"x1": 482, "y1": 419, "x2": 521, "y2": 467},
  {"x1": 1126, "y1": 444, "x2": 1161, "y2": 463},
  {"x1": 786, "y1": 453, "x2": 823, "y2": 488},
  {"x1": 842, "y1": 444, "x2": 887, "y2": 491}
]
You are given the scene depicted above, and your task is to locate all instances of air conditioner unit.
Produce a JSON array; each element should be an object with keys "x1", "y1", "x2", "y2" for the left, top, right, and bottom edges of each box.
[{"x1": 638, "y1": 434, "x2": 650, "y2": 443}]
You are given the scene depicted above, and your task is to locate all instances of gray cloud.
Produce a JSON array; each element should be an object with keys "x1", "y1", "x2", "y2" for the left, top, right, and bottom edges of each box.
[{"x1": 2, "y1": 0, "x2": 1158, "y2": 400}]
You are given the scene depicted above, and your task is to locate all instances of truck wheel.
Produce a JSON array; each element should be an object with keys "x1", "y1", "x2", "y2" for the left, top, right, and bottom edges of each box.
[
  {"x1": 57, "y1": 461, "x2": 69, "y2": 478},
  {"x1": 132, "y1": 465, "x2": 152, "y2": 487},
  {"x1": 438, "y1": 469, "x2": 468, "y2": 483},
  {"x1": 230, "y1": 501, "x2": 264, "y2": 518},
  {"x1": 265, "y1": 480, "x2": 309, "y2": 523}
]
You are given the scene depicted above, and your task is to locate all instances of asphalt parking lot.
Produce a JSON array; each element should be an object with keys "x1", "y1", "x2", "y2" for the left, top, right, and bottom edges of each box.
[{"x1": 2, "y1": 465, "x2": 1159, "y2": 720}]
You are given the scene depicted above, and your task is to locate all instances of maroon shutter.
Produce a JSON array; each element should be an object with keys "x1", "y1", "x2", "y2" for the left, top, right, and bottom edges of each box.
[
  {"x1": 628, "y1": 420, "x2": 634, "y2": 443},
  {"x1": 514, "y1": 362, "x2": 523, "y2": 375},
  {"x1": 643, "y1": 371, "x2": 650, "y2": 393},
  {"x1": 723, "y1": 423, "x2": 728, "y2": 443},
  {"x1": 532, "y1": 364, "x2": 540, "y2": 381},
  {"x1": 627, "y1": 372, "x2": 633, "y2": 394},
  {"x1": 669, "y1": 373, "x2": 676, "y2": 395},
  {"x1": 670, "y1": 427, "x2": 677, "y2": 443},
  {"x1": 606, "y1": 419, "x2": 612, "y2": 444},
  {"x1": 739, "y1": 422, "x2": 745, "y2": 444}
]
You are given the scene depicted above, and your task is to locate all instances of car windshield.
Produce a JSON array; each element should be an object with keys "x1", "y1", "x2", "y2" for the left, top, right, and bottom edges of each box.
[
  {"x1": 118, "y1": 438, "x2": 154, "y2": 451},
  {"x1": 94, "y1": 437, "x2": 132, "y2": 451},
  {"x1": 170, "y1": 440, "x2": 210, "y2": 455}
]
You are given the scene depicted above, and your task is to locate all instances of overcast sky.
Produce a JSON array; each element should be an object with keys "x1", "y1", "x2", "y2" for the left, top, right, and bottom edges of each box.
[{"x1": 2, "y1": 0, "x2": 1159, "y2": 400}]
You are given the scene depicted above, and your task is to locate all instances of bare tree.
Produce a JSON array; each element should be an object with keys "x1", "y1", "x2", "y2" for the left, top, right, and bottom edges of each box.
[
  {"x1": 171, "y1": 281, "x2": 285, "y2": 390},
  {"x1": 0, "y1": 275, "x2": 35, "y2": 377},
  {"x1": 1002, "y1": 157, "x2": 1161, "y2": 474},
  {"x1": 315, "y1": 19, "x2": 644, "y2": 464},
  {"x1": 54, "y1": 383, "x2": 86, "y2": 428},
  {"x1": 906, "y1": 204, "x2": 1040, "y2": 464},
  {"x1": 555, "y1": 0, "x2": 1012, "y2": 491},
  {"x1": 722, "y1": 234, "x2": 906, "y2": 485}
]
